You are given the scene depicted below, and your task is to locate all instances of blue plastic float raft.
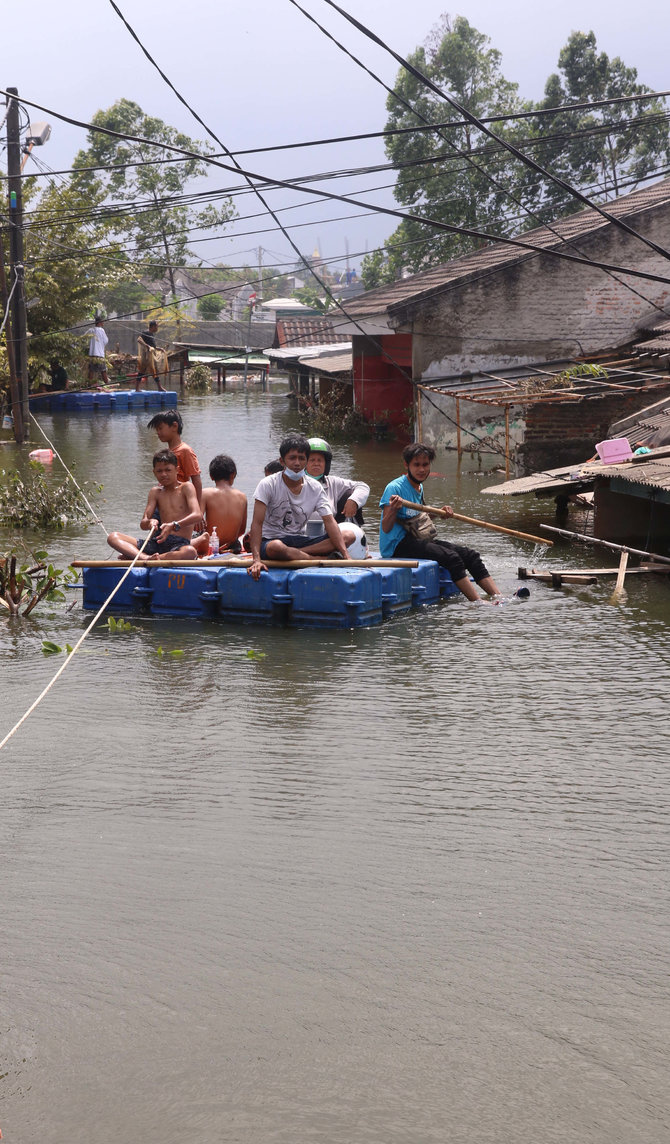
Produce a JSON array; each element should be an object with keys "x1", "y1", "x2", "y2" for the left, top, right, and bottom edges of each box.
[
  {"x1": 29, "y1": 390, "x2": 179, "y2": 413},
  {"x1": 82, "y1": 559, "x2": 459, "y2": 629}
]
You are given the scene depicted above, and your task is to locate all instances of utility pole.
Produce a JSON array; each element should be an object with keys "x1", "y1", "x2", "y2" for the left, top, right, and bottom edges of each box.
[
  {"x1": 257, "y1": 245, "x2": 263, "y2": 302},
  {"x1": 6, "y1": 88, "x2": 29, "y2": 442}
]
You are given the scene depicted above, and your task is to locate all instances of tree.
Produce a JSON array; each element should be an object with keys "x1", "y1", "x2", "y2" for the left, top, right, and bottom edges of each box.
[
  {"x1": 379, "y1": 15, "x2": 524, "y2": 275},
  {"x1": 19, "y1": 176, "x2": 128, "y2": 376},
  {"x1": 72, "y1": 100, "x2": 235, "y2": 306},
  {"x1": 197, "y1": 292, "x2": 225, "y2": 320},
  {"x1": 518, "y1": 32, "x2": 670, "y2": 223}
]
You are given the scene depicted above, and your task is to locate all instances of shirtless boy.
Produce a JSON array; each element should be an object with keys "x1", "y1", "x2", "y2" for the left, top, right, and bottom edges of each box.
[
  {"x1": 248, "y1": 433, "x2": 354, "y2": 580},
  {"x1": 147, "y1": 409, "x2": 202, "y2": 506},
  {"x1": 192, "y1": 454, "x2": 248, "y2": 556},
  {"x1": 107, "y1": 449, "x2": 200, "y2": 561}
]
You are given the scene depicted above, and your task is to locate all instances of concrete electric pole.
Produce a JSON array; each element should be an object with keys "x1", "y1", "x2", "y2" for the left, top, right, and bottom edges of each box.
[{"x1": 5, "y1": 87, "x2": 29, "y2": 442}]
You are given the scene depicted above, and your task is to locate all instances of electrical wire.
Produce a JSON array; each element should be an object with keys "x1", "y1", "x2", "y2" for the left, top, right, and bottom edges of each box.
[{"x1": 318, "y1": 0, "x2": 670, "y2": 266}]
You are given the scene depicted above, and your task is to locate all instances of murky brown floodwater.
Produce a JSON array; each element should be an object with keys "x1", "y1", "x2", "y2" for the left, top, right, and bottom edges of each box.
[{"x1": 1, "y1": 387, "x2": 669, "y2": 1144}]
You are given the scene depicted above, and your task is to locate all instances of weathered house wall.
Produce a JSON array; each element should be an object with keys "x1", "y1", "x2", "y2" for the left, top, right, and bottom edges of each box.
[
  {"x1": 394, "y1": 205, "x2": 670, "y2": 459},
  {"x1": 403, "y1": 208, "x2": 670, "y2": 382}
]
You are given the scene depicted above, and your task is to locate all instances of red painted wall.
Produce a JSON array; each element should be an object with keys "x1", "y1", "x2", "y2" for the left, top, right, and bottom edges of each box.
[{"x1": 352, "y1": 334, "x2": 414, "y2": 430}]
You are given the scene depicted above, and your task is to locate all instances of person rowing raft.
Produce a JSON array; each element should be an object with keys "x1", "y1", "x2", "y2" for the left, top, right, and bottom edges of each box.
[{"x1": 380, "y1": 442, "x2": 501, "y2": 602}]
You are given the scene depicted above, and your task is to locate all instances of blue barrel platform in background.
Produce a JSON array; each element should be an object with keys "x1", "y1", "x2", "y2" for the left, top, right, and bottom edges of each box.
[{"x1": 29, "y1": 390, "x2": 178, "y2": 413}]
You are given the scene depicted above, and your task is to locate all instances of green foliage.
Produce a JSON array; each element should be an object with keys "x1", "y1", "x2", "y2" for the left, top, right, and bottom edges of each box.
[
  {"x1": 0, "y1": 462, "x2": 95, "y2": 529},
  {"x1": 72, "y1": 100, "x2": 236, "y2": 302},
  {"x1": 196, "y1": 292, "x2": 225, "y2": 320},
  {"x1": 381, "y1": 15, "x2": 523, "y2": 275},
  {"x1": 18, "y1": 178, "x2": 128, "y2": 377},
  {"x1": 293, "y1": 285, "x2": 336, "y2": 312},
  {"x1": 559, "y1": 362, "x2": 609, "y2": 380},
  {"x1": 42, "y1": 640, "x2": 62, "y2": 655},
  {"x1": 375, "y1": 18, "x2": 670, "y2": 277},
  {"x1": 246, "y1": 649, "x2": 266, "y2": 659},
  {"x1": 106, "y1": 616, "x2": 136, "y2": 632},
  {"x1": 518, "y1": 32, "x2": 670, "y2": 224},
  {"x1": 183, "y1": 363, "x2": 212, "y2": 393},
  {"x1": 156, "y1": 645, "x2": 185, "y2": 657},
  {"x1": 299, "y1": 390, "x2": 380, "y2": 442},
  {"x1": 1, "y1": 546, "x2": 78, "y2": 618}
]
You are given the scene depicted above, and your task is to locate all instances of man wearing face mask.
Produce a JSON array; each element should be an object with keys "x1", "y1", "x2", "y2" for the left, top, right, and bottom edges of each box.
[{"x1": 248, "y1": 433, "x2": 354, "y2": 580}]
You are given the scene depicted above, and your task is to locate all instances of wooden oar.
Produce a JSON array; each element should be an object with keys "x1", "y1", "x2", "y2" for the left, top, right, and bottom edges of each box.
[
  {"x1": 609, "y1": 550, "x2": 629, "y2": 604},
  {"x1": 71, "y1": 558, "x2": 419, "y2": 569},
  {"x1": 398, "y1": 498, "x2": 553, "y2": 546}
]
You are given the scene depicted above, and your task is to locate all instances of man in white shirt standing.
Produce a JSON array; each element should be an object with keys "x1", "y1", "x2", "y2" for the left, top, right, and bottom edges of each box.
[
  {"x1": 87, "y1": 317, "x2": 109, "y2": 386},
  {"x1": 248, "y1": 433, "x2": 354, "y2": 580}
]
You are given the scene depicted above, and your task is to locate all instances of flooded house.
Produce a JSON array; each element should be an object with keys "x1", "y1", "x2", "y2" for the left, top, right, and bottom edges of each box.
[{"x1": 336, "y1": 178, "x2": 670, "y2": 470}]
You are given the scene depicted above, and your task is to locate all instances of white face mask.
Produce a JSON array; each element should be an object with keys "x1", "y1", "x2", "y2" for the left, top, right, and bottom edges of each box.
[{"x1": 284, "y1": 468, "x2": 306, "y2": 482}]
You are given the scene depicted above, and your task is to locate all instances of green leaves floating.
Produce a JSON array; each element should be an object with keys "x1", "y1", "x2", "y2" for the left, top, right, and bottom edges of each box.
[
  {"x1": 42, "y1": 640, "x2": 62, "y2": 655},
  {"x1": 106, "y1": 616, "x2": 135, "y2": 632}
]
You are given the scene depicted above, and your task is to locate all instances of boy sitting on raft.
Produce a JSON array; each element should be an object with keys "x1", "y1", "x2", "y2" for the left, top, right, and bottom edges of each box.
[
  {"x1": 248, "y1": 433, "x2": 354, "y2": 579},
  {"x1": 107, "y1": 449, "x2": 201, "y2": 561},
  {"x1": 192, "y1": 454, "x2": 248, "y2": 556},
  {"x1": 380, "y1": 442, "x2": 501, "y2": 601}
]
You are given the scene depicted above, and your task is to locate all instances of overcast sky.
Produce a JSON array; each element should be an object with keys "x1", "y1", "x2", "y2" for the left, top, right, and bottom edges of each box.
[{"x1": 3, "y1": 0, "x2": 669, "y2": 281}]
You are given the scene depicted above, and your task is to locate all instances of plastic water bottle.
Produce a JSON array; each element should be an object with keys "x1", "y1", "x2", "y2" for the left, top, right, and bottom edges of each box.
[{"x1": 209, "y1": 527, "x2": 219, "y2": 556}]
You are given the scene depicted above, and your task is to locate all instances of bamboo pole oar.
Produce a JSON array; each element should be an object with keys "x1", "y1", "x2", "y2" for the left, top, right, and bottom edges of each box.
[
  {"x1": 539, "y1": 524, "x2": 670, "y2": 564},
  {"x1": 609, "y1": 550, "x2": 629, "y2": 604},
  {"x1": 398, "y1": 498, "x2": 553, "y2": 546},
  {"x1": 71, "y1": 558, "x2": 419, "y2": 569},
  {"x1": 519, "y1": 565, "x2": 670, "y2": 579}
]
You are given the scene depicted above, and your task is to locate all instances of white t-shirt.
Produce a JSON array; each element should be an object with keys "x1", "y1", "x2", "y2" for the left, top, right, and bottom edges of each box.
[
  {"x1": 88, "y1": 325, "x2": 108, "y2": 358},
  {"x1": 253, "y1": 472, "x2": 332, "y2": 538}
]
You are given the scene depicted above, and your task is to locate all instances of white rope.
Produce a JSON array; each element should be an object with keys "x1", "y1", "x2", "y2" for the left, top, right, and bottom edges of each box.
[
  {"x1": 29, "y1": 411, "x2": 109, "y2": 536},
  {"x1": 0, "y1": 526, "x2": 157, "y2": 754}
]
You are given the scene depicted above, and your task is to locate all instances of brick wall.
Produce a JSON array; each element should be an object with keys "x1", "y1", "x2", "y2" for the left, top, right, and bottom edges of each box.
[{"x1": 521, "y1": 382, "x2": 670, "y2": 471}]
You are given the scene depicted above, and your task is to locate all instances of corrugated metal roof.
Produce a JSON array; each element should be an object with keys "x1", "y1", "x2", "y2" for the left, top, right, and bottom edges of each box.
[
  {"x1": 343, "y1": 176, "x2": 670, "y2": 321},
  {"x1": 297, "y1": 351, "x2": 352, "y2": 375},
  {"x1": 265, "y1": 342, "x2": 351, "y2": 361},
  {"x1": 484, "y1": 444, "x2": 670, "y2": 496}
]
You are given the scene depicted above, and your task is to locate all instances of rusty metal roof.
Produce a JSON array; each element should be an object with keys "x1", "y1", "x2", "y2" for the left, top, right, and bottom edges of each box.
[
  {"x1": 484, "y1": 444, "x2": 670, "y2": 496},
  {"x1": 418, "y1": 350, "x2": 670, "y2": 407},
  {"x1": 343, "y1": 176, "x2": 670, "y2": 321}
]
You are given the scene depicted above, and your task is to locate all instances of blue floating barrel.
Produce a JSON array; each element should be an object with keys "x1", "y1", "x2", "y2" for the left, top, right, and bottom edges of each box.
[
  {"x1": 410, "y1": 560, "x2": 441, "y2": 606},
  {"x1": 287, "y1": 567, "x2": 383, "y2": 628},
  {"x1": 127, "y1": 391, "x2": 148, "y2": 410},
  {"x1": 72, "y1": 391, "x2": 96, "y2": 410},
  {"x1": 93, "y1": 391, "x2": 112, "y2": 409},
  {"x1": 162, "y1": 390, "x2": 178, "y2": 406},
  {"x1": 110, "y1": 391, "x2": 129, "y2": 410},
  {"x1": 149, "y1": 566, "x2": 219, "y2": 617},
  {"x1": 82, "y1": 566, "x2": 151, "y2": 612},
  {"x1": 217, "y1": 567, "x2": 292, "y2": 624},
  {"x1": 438, "y1": 566, "x2": 460, "y2": 598},
  {"x1": 144, "y1": 390, "x2": 163, "y2": 407},
  {"x1": 50, "y1": 393, "x2": 67, "y2": 411},
  {"x1": 375, "y1": 565, "x2": 413, "y2": 619}
]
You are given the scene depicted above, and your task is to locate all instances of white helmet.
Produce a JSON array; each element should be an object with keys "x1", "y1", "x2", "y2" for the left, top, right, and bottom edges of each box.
[{"x1": 340, "y1": 522, "x2": 370, "y2": 559}]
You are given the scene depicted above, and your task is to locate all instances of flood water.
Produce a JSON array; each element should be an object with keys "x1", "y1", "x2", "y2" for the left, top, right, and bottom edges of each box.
[{"x1": 1, "y1": 387, "x2": 669, "y2": 1144}]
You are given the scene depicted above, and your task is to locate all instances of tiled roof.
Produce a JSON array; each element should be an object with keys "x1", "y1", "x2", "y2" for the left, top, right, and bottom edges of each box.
[
  {"x1": 343, "y1": 176, "x2": 670, "y2": 320},
  {"x1": 274, "y1": 316, "x2": 344, "y2": 348}
]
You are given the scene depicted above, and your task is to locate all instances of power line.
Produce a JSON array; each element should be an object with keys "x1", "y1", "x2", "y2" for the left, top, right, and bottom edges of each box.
[{"x1": 318, "y1": 0, "x2": 670, "y2": 267}]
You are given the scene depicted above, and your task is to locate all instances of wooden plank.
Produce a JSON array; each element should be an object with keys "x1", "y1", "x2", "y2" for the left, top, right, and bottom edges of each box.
[{"x1": 71, "y1": 558, "x2": 419, "y2": 569}]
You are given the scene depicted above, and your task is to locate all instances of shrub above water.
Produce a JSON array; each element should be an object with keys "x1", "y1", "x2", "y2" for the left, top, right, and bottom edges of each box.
[{"x1": 0, "y1": 462, "x2": 95, "y2": 529}]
